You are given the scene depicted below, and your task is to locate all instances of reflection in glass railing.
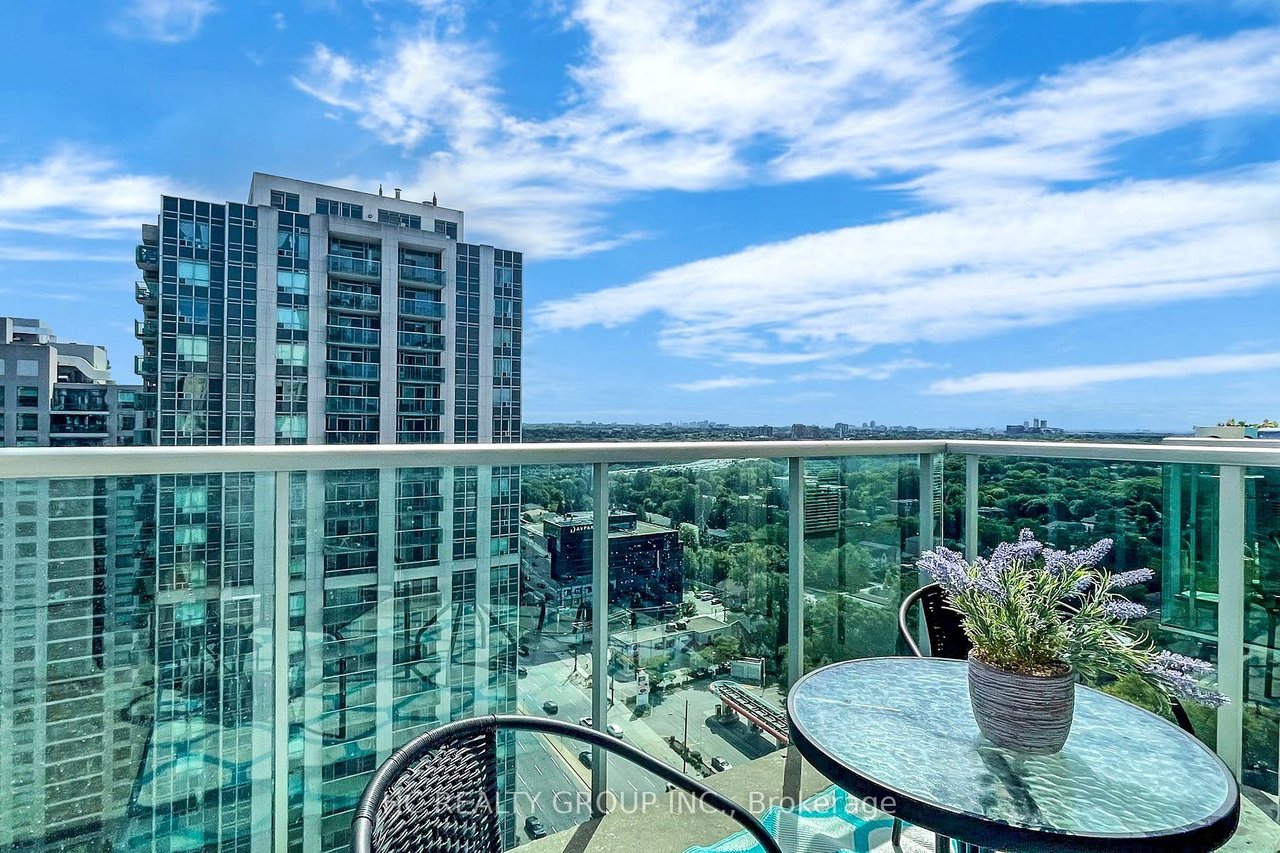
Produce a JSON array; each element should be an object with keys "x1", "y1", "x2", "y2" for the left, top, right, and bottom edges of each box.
[{"x1": 0, "y1": 443, "x2": 1274, "y2": 853}]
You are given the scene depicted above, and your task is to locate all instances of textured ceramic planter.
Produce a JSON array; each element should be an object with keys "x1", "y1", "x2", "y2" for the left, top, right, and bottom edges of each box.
[{"x1": 968, "y1": 653, "x2": 1075, "y2": 754}]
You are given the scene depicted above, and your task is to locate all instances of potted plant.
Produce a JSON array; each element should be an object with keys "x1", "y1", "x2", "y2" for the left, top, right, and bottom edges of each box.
[{"x1": 919, "y1": 530, "x2": 1225, "y2": 754}]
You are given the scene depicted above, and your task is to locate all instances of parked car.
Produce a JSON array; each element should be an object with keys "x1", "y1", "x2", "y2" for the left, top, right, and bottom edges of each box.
[
  {"x1": 517, "y1": 666, "x2": 528, "y2": 678},
  {"x1": 518, "y1": 643, "x2": 530, "y2": 656},
  {"x1": 542, "y1": 700, "x2": 558, "y2": 714},
  {"x1": 606, "y1": 722, "x2": 624, "y2": 739},
  {"x1": 525, "y1": 816, "x2": 548, "y2": 839},
  {"x1": 709, "y1": 597, "x2": 721, "y2": 605},
  {"x1": 579, "y1": 716, "x2": 593, "y2": 727},
  {"x1": 692, "y1": 666, "x2": 714, "y2": 679},
  {"x1": 578, "y1": 749, "x2": 593, "y2": 768},
  {"x1": 710, "y1": 756, "x2": 732, "y2": 772}
]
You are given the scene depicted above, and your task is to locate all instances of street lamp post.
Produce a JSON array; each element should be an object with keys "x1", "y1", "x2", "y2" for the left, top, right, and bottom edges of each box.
[{"x1": 682, "y1": 699, "x2": 690, "y2": 775}]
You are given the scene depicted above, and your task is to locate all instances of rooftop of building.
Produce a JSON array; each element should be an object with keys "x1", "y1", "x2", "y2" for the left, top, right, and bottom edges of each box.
[
  {"x1": 609, "y1": 615, "x2": 733, "y2": 647},
  {"x1": 247, "y1": 172, "x2": 464, "y2": 221}
]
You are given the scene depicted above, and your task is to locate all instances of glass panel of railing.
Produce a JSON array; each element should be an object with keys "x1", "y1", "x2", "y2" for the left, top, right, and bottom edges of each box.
[
  {"x1": 592, "y1": 459, "x2": 789, "y2": 807},
  {"x1": 0, "y1": 471, "x2": 279, "y2": 851},
  {"x1": 803, "y1": 455, "x2": 919, "y2": 671},
  {"x1": 512, "y1": 464, "x2": 597, "y2": 843},
  {"x1": 978, "y1": 457, "x2": 1244, "y2": 757},
  {"x1": 1245, "y1": 465, "x2": 1280, "y2": 798}
]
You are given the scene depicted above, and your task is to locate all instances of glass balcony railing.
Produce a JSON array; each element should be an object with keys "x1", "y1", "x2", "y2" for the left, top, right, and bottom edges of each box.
[
  {"x1": 397, "y1": 364, "x2": 445, "y2": 383},
  {"x1": 397, "y1": 331, "x2": 445, "y2": 351},
  {"x1": 326, "y1": 361, "x2": 380, "y2": 380},
  {"x1": 325, "y1": 397, "x2": 380, "y2": 414},
  {"x1": 135, "y1": 281, "x2": 155, "y2": 303},
  {"x1": 0, "y1": 439, "x2": 1274, "y2": 852},
  {"x1": 326, "y1": 326, "x2": 380, "y2": 346},
  {"x1": 134, "y1": 318, "x2": 157, "y2": 337},
  {"x1": 134, "y1": 354, "x2": 156, "y2": 374},
  {"x1": 397, "y1": 397, "x2": 444, "y2": 415},
  {"x1": 327, "y1": 254, "x2": 381, "y2": 278},
  {"x1": 398, "y1": 264, "x2": 445, "y2": 285},
  {"x1": 135, "y1": 244, "x2": 158, "y2": 270},
  {"x1": 328, "y1": 290, "x2": 381, "y2": 312},
  {"x1": 398, "y1": 298, "x2": 446, "y2": 319}
]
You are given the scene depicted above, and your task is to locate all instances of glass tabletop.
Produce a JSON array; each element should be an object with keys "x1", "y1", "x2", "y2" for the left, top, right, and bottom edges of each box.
[{"x1": 788, "y1": 657, "x2": 1236, "y2": 844}]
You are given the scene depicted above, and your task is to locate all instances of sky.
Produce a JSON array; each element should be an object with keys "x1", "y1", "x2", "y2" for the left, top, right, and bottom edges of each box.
[{"x1": 0, "y1": 0, "x2": 1277, "y2": 431}]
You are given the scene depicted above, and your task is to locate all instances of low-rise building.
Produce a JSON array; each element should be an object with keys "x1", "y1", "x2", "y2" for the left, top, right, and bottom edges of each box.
[{"x1": 528, "y1": 510, "x2": 684, "y2": 610}]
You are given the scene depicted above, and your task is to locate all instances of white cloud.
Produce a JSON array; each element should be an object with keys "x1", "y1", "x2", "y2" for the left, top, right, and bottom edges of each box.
[
  {"x1": 796, "y1": 359, "x2": 937, "y2": 382},
  {"x1": 536, "y1": 165, "x2": 1280, "y2": 360},
  {"x1": 116, "y1": 0, "x2": 218, "y2": 42},
  {"x1": 0, "y1": 147, "x2": 196, "y2": 253},
  {"x1": 293, "y1": 0, "x2": 969, "y2": 256},
  {"x1": 293, "y1": 3, "x2": 1280, "y2": 259},
  {"x1": 927, "y1": 351, "x2": 1280, "y2": 394},
  {"x1": 671, "y1": 376, "x2": 778, "y2": 392}
]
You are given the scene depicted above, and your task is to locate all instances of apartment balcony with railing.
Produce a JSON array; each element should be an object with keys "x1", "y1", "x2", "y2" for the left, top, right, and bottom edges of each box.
[
  {"x1": 328, "y1": 289, "x2": 381, "y2": 313},
  {"x1": 326, "y1": 325, "x2": 380, "y2": 347},
  {"x1": 398, "y1": 297, "x2": 446, "y2": 319},
  {"x1": 397, "y1": 331, "x2": 445, "y2": 351},
  {"x1": 327, "y1": 254, "x2": 381, "y2": 279},
  {"x1": 135, "y1": 244, "x2": 158, "y2": 271},
  {"x1": 0, "y1": 440, "x2": 1275, "y2": 853},
  {"x1": 326, "y1": 360, "x2": 380, "y2": 380},
  {"x1": 398, "y1": 264, "x2": 445, "y2": 286}
]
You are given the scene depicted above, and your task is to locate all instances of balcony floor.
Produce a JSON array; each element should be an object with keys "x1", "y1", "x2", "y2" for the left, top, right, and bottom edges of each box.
[{"x1": 521, "y1": 751, "x2": 1279, "y2": 853}]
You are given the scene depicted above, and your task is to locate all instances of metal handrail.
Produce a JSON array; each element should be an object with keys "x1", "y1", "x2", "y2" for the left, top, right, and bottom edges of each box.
[{"x1": 2, "y1": 438, "x2": 1278, "y2": 480}]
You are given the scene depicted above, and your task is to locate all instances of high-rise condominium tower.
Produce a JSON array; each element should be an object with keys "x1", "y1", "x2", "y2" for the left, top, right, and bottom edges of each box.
[
  {"x1": 0, "y1": 318, "x2": 150, "y2": 849},
  {"x1": 130, "y1": 175, "x2": 522, "y2": 852}
]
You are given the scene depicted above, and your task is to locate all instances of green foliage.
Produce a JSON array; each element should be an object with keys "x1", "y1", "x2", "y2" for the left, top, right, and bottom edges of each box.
[{"x1": 705, "y1": 635, "x2": 740, "y2": 664}]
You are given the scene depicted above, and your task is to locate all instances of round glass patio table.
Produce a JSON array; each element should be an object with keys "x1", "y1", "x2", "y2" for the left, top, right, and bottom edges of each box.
[{"x1": 787, "y1": 657, "x2": 1239, "y2": 853}]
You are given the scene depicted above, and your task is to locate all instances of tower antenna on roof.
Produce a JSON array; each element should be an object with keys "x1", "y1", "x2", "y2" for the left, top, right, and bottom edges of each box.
[{"x1": 378, "y1": 184, "x2": 383, "y2": 196}]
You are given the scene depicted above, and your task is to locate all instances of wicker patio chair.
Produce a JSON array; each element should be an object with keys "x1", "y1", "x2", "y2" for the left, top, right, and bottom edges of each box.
[{"x1": 351, "y1": 714, "x2": 784, "y2": 853}]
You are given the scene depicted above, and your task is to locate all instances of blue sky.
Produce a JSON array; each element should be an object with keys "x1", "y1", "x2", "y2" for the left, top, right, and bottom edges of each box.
[{"x1": 1, "y1": 0, "x2": 1277, "y2": 430}]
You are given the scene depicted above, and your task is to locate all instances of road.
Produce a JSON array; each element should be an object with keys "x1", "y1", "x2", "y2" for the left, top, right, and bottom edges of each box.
[{"x1": 508, "y1": 593, "x2": 786, "y2": 841}]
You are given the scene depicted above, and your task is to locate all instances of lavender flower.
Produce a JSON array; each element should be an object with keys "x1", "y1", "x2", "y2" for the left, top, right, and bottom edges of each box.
[
  {"x1": 917, "y1": 546, "x2": 973, "y2": 595},
  {"x1": 1108, "y1": 567, "x2": 1155, "y2": 589},
  {"x1": 1147, "y1": 662, "x2": 1229, "y2": 708},
  {"x1": 1101, "y1": 599, "x2": 1149, "y2": 621},
  {"x1": 1011, "y1": 528, "x2": 1044, "y2": 561},
  {"x1": 1043, "y1": 548, "x2": 1074, "y2": 577},
  {"x1": 973, "y1": 557, "x2": 1008, "y2": 603},
  {"x1": 1151, "y1": 650, "x2": 1214, "y2": 675},
  {"x1": 922, "y1": 532, "x2": 1223, "y2": 710},
  {"x1": 1072, "y1": 537, "x2": 1114, "y2": 569}
]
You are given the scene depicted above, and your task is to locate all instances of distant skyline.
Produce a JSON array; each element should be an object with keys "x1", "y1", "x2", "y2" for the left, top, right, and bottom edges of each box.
[{"x1": 1, "y1": 0, "x2": 1277, "y2": 431}]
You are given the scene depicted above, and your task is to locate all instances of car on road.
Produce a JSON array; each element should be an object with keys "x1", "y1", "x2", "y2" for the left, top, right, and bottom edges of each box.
[
  {"x1": 517, "y1": 666, "x2": 528, "y2": 678},
  {"x1": 710, "y1": 756, "x2": 732, "y2": 772},
  {"x1": 579, "y1": 716, "x2": 593, "y2": 727},
  {"x1": 606, "y1": 722, "x2": 624, "y2": 739},
  {"x1": 691, "y1": 666, "x2": 714, "y2": 679},
  {"x1": 709, "y1": 597, "x2": 721, "y2": 605},
  {"x1": 577, "y1": 749, "x2": 593, "y2": 768},
  {"x1": 525, "y1": 815, "x2": 548, "y2": 839},
  {"x1": 542, "y1": 700, "x2": 559, "y2": 714},
  {"x1": 518, "y1": 643, "x2": 531, "y2": 656}
]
